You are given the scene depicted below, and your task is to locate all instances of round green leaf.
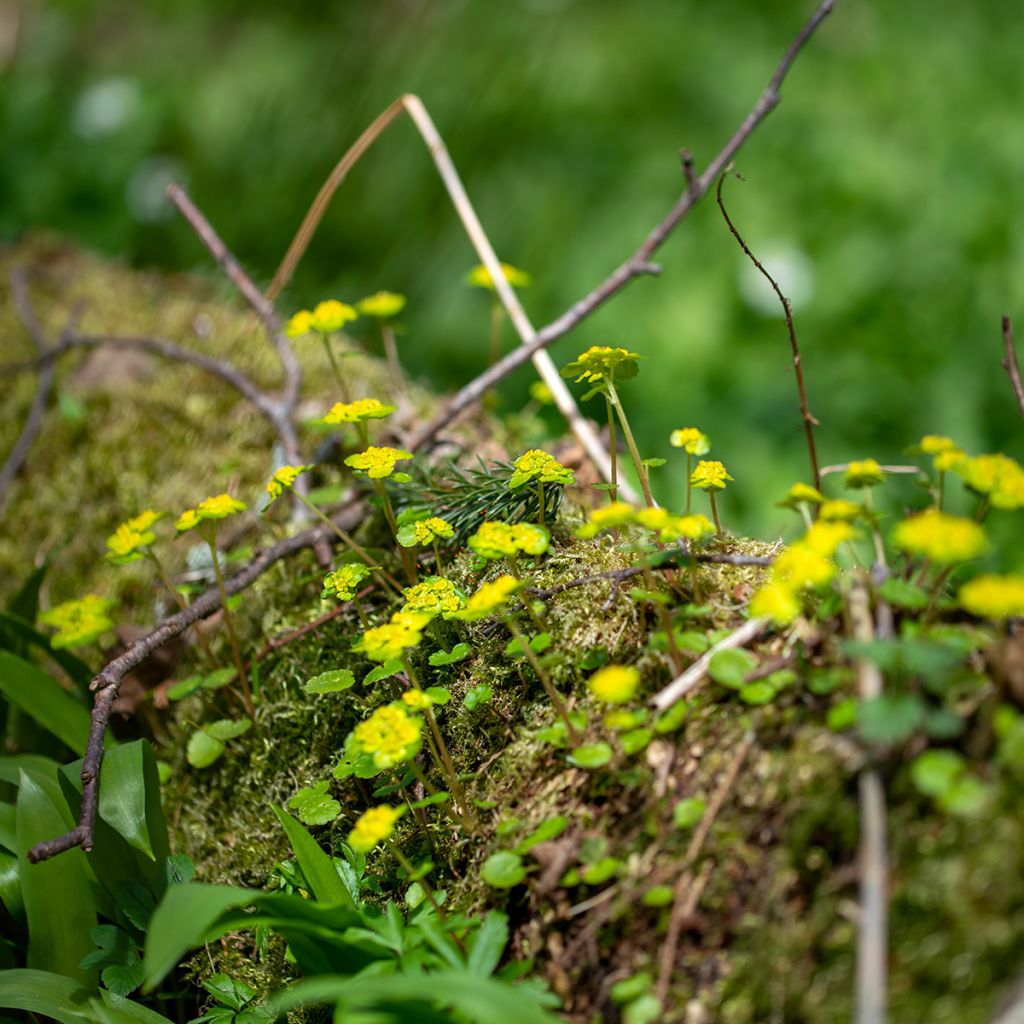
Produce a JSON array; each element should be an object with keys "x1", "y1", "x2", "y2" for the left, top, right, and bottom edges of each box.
[
  {"x1": 739, "y1": 681, "x2": 775, "y2": 705},
  {"x1": 909, "y1": 749, "x2": 965, "y2": 797},
  {"x1": 186, "y1": 731, "x2": 226, "y2": 769},
  {"x1": 709, "y1": 649, "x2": 756, "y2": 689},
  {"x1": 303, "y1": 670, "x2": 356, "y2": 694},
  {"x1": 620, "y1": 727, "x2": 652, "y2": 755},
  {"x1": 581, "y1": 857, "x2": 620, "y2": 885},
  {"x1": 641, "y1": 885, "x2": 675, "y2": 908},
  {"x1": 567, "y1": 742, "x2": 613, "y2": 769},
  {"x1": 204, "y1": 718, "x2": 252, "y2": 741},
  {"x1": 481, "y1": 851, "x2": 527, "y2": 889},
  {"x1": 672, "y1": 797, "x2": 706, "y2": 830}
]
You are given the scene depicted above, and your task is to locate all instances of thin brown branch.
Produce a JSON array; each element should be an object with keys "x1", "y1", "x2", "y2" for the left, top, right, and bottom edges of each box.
[
  {"x1": 680, "y1": 148, "x2": 699, "y2": 196},
  {"x1": 1002, "y1": 315, "x2": 1024, "y2": 418},
  {"x1": 410, "y1": 0, "x2": 837, "y2": 450},
  {"x1": 656, "y1": 730, "x2": 755, "y2": 1004},
  {"x1": 716, "y1": 172, "x2": 821, "y2": 489},
  {"x1": 27, "y1": 501, "x2": 360, "y2": 863}
]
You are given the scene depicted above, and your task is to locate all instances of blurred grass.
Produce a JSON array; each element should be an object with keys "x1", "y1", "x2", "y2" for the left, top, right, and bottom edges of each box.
[{"x1": 2, "y1": 0, "x2": 1023, "y2": 540}]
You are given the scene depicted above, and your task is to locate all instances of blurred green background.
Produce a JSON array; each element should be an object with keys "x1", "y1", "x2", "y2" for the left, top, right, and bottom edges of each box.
[{"x1": 3, "y1": 0, "x2": 1023, "y2": 538}]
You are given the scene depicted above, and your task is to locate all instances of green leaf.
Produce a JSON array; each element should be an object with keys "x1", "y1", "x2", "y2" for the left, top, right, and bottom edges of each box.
[
  {"x1": 463, "y1": 683, "x2": 494, "y2": 711},
  {"x1": 826, "y1": 698, "x2": 858, "y2": 732},
  {"x1": 272, "y1": 807, "x2": 352, "y2": 907},
  {"x1": 164, "y1": 676, "x2": 203, "y2": 701},
  {"x1": 16, "y1": 772, "x2": 97, "y2": 984},
  {"x1": 428, "y1": 643, "x2": 472, "y2": 667},
  {"x1": 514, "y1": 816, "x2": 569, "y2": 855},
  {"x1": 620, "y1": 728, "x2": 652, "y2": 755},
  {"x1": 878, "y1": 578, "x2": 930, "y2": 610},
  {"x1": 504, "y1": 634, "x2": 552, "y2": 657},
  {"x1": 409, "y1": 792, "x2": 451, "y2": 810},
  {"x1": 286, "y1": 782, "x2": 340, "y2": 827},
  {"x1": 0, "y1": 611, "x2": 93, "y2": 690},
  {"x1": 672, "y1": 797, "x2": 707, "y2": 830},
  {"x1": 858, "y1": 695, "x2": 926, "y2": 744},
  {"x1": 581, "y1": 857, "x2": 620, "y2": 885},
  {"x1": 567, "y1": 743, "x2": 613, "y2": 769},
  {"x1": 425, "y1": 686, "x2": 451, "y2": 705},
  {"x1": 204, "y1": 719, "x2": 252, "y2": 742},
  {"x1": 0, "y1": 969, "x2": 92, "y2": 1024},
  {"x1": 481, "y1": 851, "x2": 527, "y2": 889},
  {"x1": 641, "y1": 885, "x2": 674, "y2": 908},
  {"x1": 364, "y1": 660, "x2": 404, "y2": 685},
  {"x1": 641, "y1": 458, "x2": 667, "y2": 468},
  {"x1": 624, "y1": 994, "x2": 663, "y2": 1024},
  {"x1": 303, "y1": 670, "x2": 356, "y2": 694},
  {"x1": 939, "y1": 776, "x2": 991, "y2": 817},
  {"x1": 0, "y1": 651, "x2": 92, "y2": 755},
  {"x1": 610, "y1": 973, "x2": 652, "y2": 1004},
  {"x1": 739, "y1": 681, "x2": 776, "y2": 705},
  {"x1": 910, "y1": 749, "x2": 965, "y2": 797},
  {"x1": 708, "y1": 649, "x2": 756, "y2": 690},
  {"x1": 200, "y1": 668, "x2": 237, "y2": 690},
  {"x1": 101, "y1": 960, "x2": 145, "y2": 997},
  {"x1": 186, "y1": 731, "x2": 226, "y2": 769},
  {"x1": 653, "y1": 701, "x2": 689, "y2": 734}
]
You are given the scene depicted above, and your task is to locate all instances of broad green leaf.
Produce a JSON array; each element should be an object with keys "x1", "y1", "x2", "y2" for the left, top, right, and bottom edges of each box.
[
  {"x1": 0, "y1": 849, "x2": 23, "y2": 920},
  {"x1": 272, "y1": 807, "x2": 352, "y2": 907},
  {"x1": 200, "y1": 668, "x2": 236, "y2": 690},
  {"x1": 0, "y1": 969, "x2": 92, "y2": 1024},
  {"x1": 287, "y1": 782, "x2": 341, "y2": 826},
  {"x1": 303, "y1": 670, "x2": 355, "y2": 694},
  {"x1": 620, "y1": 727, "x2": 652, "y2": 755},
  {"x1": 708, "y1": 649, "x2": 756, "y2": 690},
  {"x1": 567, "y1": 742, "x2": 613, "y2": 769},
  {"x1": 641, "y1": 885, "x2": 674, "y2": 907},
  {"x1": 857, "y1": 694, "x2": 926, "y2": 744},
  {"x1": 672, "y1": 798, "x2": 706, "y2": 830},
  {"x1": 164, "y1": 676, "x2": 203, "y2": 701},
  {"x1": 581, "y1": 857, "x2": 620, "y2": 885},
  {"x1": 428, "y1": 643, "x2": 472, "y2": 667},
  {"x1": 186, "y1": 731, "x2": 226, "y2": 769},
  {"x1": 0, "y1": 651, "x2": 92, "y2": 755},
  {"x1": 364, "y1": 660, "x2": 404, "y2": 686},
  {"x1": 653, "y1": 701, "x2": 689, "y2": 734},
  {"x1": 465, "y1": 911, "x2": 509, "y2": 977},
  {"x1": 16, "y1": 772, "x2": 97, "y2": 984},
  {"x1": 739, "y1": 681, "x2": 775, "y2": 705},
  {"x1": 204, "y1": 719, "x2": 252, "y2": 741},
  {"x1": 425, "y1": 686, "x2": 451, "y2": 705},
  {"x1": 909, "y1": 749, "x2": 965, "y2": 797},
  {"x1": 610, "y1": 972, "x2": 653, "y2": 1004},
  {"x1": 624, "y1": 994, "x2": 663, "y2": 1024},
  {"x1": 463, "y1": 683, "x2": 493, "y2": 711},
  {"x1": 0, "y1": 612, "x2": 92, "y2": 690},
  {"x1": 514, "y1": 816, "x2": 569, "y2": 855},
  {"x1": 481, "y1": 851, "x2": 527, "y2": 889},
  {"x1": 878, "y1": 578, "x2": 929, "y2": 610},
  {"x1": 100, "y1": 961, "x2": 145, "y2": 997}
]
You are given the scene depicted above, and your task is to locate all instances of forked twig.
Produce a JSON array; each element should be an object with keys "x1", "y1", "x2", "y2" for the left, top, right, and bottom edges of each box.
[
  {"x1": 716, "y1": 172, "x2": 821, "y2": 489},
  {"x1": 1002, "y1": 315, "x2": 1024, "y2": 418}
]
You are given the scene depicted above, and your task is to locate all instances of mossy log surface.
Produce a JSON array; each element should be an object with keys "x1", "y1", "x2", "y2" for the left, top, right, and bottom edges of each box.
[{"x1": 2, "y1": 239, "x2": 1022, "y2": 1023}]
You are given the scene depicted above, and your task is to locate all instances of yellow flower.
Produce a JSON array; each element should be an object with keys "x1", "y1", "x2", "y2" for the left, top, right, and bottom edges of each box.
[
  {"x1": 575, "y1": 501, "x2": 636, "y2": 539},
  {"x1": 322, "y1": 398, "x2": 397, "y2": 425},
  {"x1": 199, "y1": 494, "x2": 246, "y2": 519},
  {"x1": 749, "y1": 580, "x2": 801, "y2": 625},
  {"x1": 266, "y1": 464, "x2": 312, "y2": 501},
  {"x1": 509, "y1": 449, "x2": 575, "y2": 489},
  {"x1": 954, "y1": 454, "x2": 1024, "y2": 509},
  {"x1": 344, "y1": 446, "x2": 413, "y2": 480},
  {"x1": 356, "y1": 291, "x2": 406, "y2": 319},
  {"x1": 402, "y1": 689, "x2": 435, "y2": 710},
  {"x1": 39, "y1": 595, "x2": 117, "y2": 649},
  {"x1": 803, "y1": 521, "x2": 854, "y2": 558},
  {"x1": 126, "y1": 509, "x2": 161, "y2": 533},
  {"x1": 322, "y1": 563, "x2": 375, "y2": 601},
  {"x1": 919, "y1": 435, "x2": 957, "y2": 455},
  {"x1": 819, "y1": 499, "x2": 863, "y2": 521},
  {"x1": 285, "y1": 310, "x2": 314, "y2": 338},
  {"x1": 510, "y1": 522, "x2": 550, "y2": 556},
  {"x1": 659, "y1": 513, "x2": 715, "y2": 543},
  {"x1": 669, "y1": 427, "x2": 710, "y2": 455},
  {"x1": 773, "y1": 543, "x2": 835, "y2": 590},
  {"x1": 311, "y1": 299, "x2": 358, "y2": 333},
  {"x1": 934, "y1": 447, "x2": 967, "y2": 473},
  {"x1": 402, "y1": 576, "x2": 465, "y2": 618},
  {"x1": 347, "y1": 805, "x2": 405, "y2": 853},
  {"x1": 105, "y1": 518, "x2": 158, "y2": 565},
  {"x1": 416, "y1": 517, "x2": 453, "y2": 544},
  {"x1": 353, "y1": 613, "x2": 425, "y2": 661},
  {"x1": 779, "y1": 482, "x2": 825, "y2": 509},
  {"x1": 843, "y1": 459, "x2": 884, "y2": 488},
  {"x1": 892, "y1": 509, "x2": 987, "y2": 564},
  {"x1": 959, "y1": 574, "x2": 1024, "y2": 620},
  {"x1": 587, "y1": 665, "x2": 640, "y2": 704},
  {"x1": 450, "y1": 575, "x2": 522, "y2": 621},
  {"x1": 466, "y1": 262, "x2": 531, "y2": 291},
  {"x1": 690, "y1": 460, "x2": 733, "y2": 491},
  {"x1": 175, "y1": 509, "x2": 201, "y2": 533},
  {"x1": 352, "y1": 706, "x2": 422, "y2": 770},
  {"x1": 529, "y1": 381, "x2": 555, "y2": 405},
  {"x1": 562, "y1": 345, "x2": 642, "y2": 386},
  {"x1": 468, "y1": 521, "x2": 550, "y2": 560}
]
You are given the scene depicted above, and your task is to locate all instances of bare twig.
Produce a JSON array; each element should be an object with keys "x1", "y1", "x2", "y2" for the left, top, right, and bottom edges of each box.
[
  {"x1": 410, "y1": 0, "x2": 837, "y2": 450},
  {"x1": 0, "y1": 269, "x2": 78, "y2": 515},
  {"x1": 716, "y1": 172, "x2": 821, "y2": 489},
  {"x1": 847, "y1": 579, "x2": 888, "y2": 1024},
  {"x1": 655, "y1": 730, "x2": 755, "y2": 1004},
  {"x1": 1002, "y1": 315, "x2": 1024, "y2": 418},
  {"x1": 650, "y1": 616, "x2": 770, "y2": 712},
  {"x1": 27, "y1": 502, "x2": 361, "y2": 863},
  {"x1": 680, "y1": 148, "x2": 699, "y2": 196}
]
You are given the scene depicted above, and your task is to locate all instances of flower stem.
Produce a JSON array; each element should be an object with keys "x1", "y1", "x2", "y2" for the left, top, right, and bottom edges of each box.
[
  {"x1": 607, "y1": 380, "x2": 654, "y2": 507},
  {"x1": 537, "y1": 480, "x2": 546, "y2": 527},
  {"x1": 292, "y1": 490, "x2": 402, "y2": 594},
  {"x1": 603, "y1": 393, "x2": 619, "y2": 504},
  {"x1": 385, "y1": 840, "x2": 459, "y2": 945},
  {"x1": 709, "y1": 491, "x2": 722, "y2": 535},
  {"x1": 207, "y1": 526, "x2": 254, "y2": 720},
  {"x1": 503, "y1": 614, "x2": 578, "y2": 742},
  {"x1": 321, "y1": 334, "x2": 350, "y2": 401},
  {"x1": 373, "y1": 481, "x2": 418, "y2": 585},
  {"x1": 381, "y1": 322, "x2": 407, "y2": 395},
  {"x1": 685, "y1": 453, "x2": 692, "y2": 514},
  {"x1": 432, "y1": 539, "x2": 445, "y2": 576}
]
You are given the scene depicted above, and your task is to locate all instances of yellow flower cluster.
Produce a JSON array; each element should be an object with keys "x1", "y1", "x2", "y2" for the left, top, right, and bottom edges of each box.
[
  {"x1": 587, "y1": 665, "x2": 640, "y2": 704},
  {"x1": 401, "y1": 576, "x2": 465, "y2": 618},
  {"x1": 322, "y1": 398, "x2": 396, "y2": 425},
  {"x1": 356, "y1": 291, "x2": 406, "y2": 319},
  {"x1": 690, "y1": 460, "x2": 733, "y2": 491},
  {"x1": 105, "y1": 509, "x2": 161, "y2": 565},
  {"x1": 352, "y1": 704, "x2": 423, "y2": 769},
  {"x1": 353, "y1": 614, "x2": 427, "y2": 662},
  {"x1": 954, "y1": 453, "x2": 1024, "y2": 510},
  {"x1": 508, "y1": 449, "x2": 575, "y2": 489},
  {"x1": 819, "y1": 498, "x2": 862, "y2": 521},
  {"x1": 892, "y1": 509, "x2": 987, "y2": 564},
  {"x1": 468, "y1": 521, "x2": 550, "y2": 559},
  {"x1": 575, "y1": 502, "x2": 636, "y2": 539},
  {"x1": 779, "y1": 482, "x2": 825, "y2": 509},
  {"x1": 958, "y1": 574, "x2": 1024, "y2": 620},
  {"x1": 669, "y1": 427, "x2": 710, "y2": 456},
  {"x1": 529, "y1": 381, "x2": 554, "y2": 405},
  {"x1": 401, "y1": 689, "x2": 435, "y2": 710},
  {"x1": 344, "y1": 446, "x2": 413, "y2": 480},
  {"x1": 266, "y1": 464, "x2": 311, "y2": 501},
  {"x1": 286, "y1": 299, "x2": 358, "y2": 337},
  {"x1": 564, "y1": 345, "x2": 641, "y2": 385},
  {"x1": 466, "y1": 262, "x2": 531, "y2": 291},
  {"x1": 843, "y1": 459, "x2": 885, "y2": 488},
  {"x1": 749, "y1": 581, "x2": 802, "y2": 625},
  {"x1": 398, "y1": 517, "x2": 454, "y2": 549},
  {"x1": 39, "y1": 594, "x2": 117, "y2": 649},
  {"x1": 176, "y1": 493, "x2": 247, "y2": 532},
  {"x1": 347, "y1": 805, "x2": 405, "y2": 853},
  {"x1": 919, "y1": 434, "x2": 957, "y2": 456},
  {"x1": 322, "y1": 563, "x2": 375, "y2": 601},
  {"x1": 451, "y1": 575, "x2": 522, "y2": 621},
  {"x1": 575, "y1": 503, "x2": 713, "y2": 543}
]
